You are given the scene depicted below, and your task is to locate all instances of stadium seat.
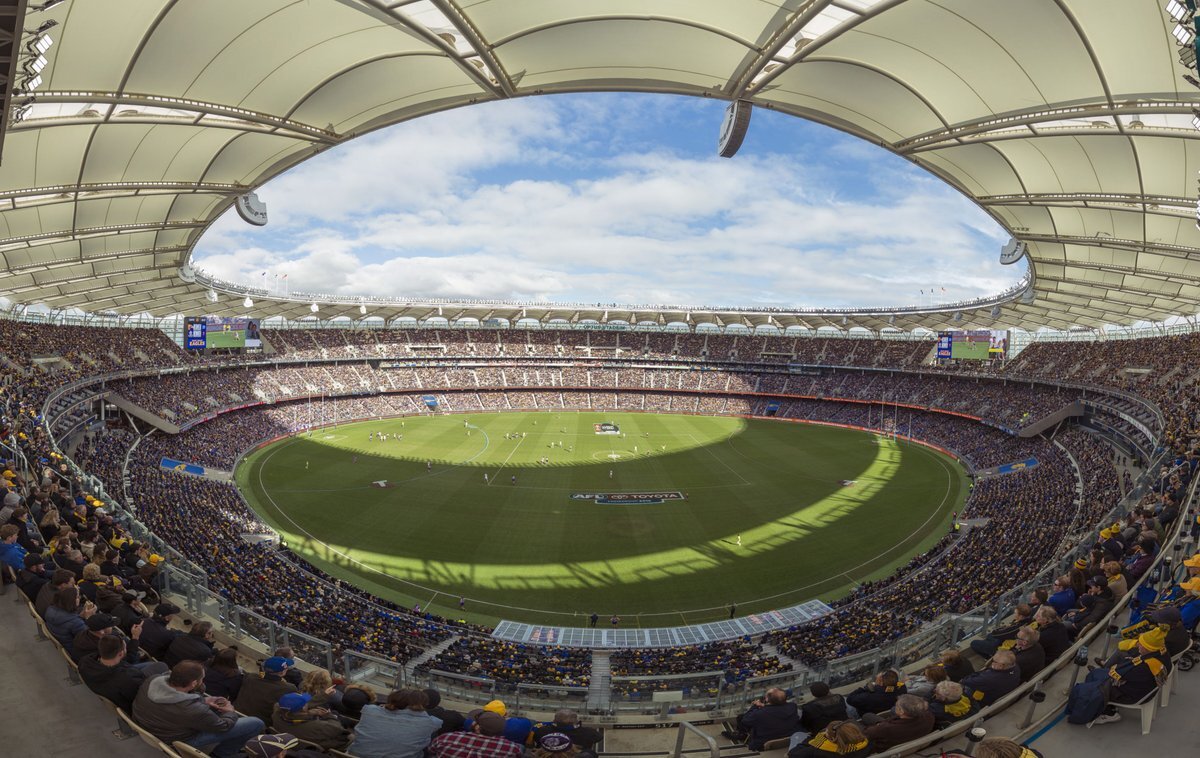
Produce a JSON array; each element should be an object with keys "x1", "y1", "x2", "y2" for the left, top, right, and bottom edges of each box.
[
  {"x1": 171, "y1": 741, "x2": 212, "y2": 757},
  {"x1": 58, "y1": 644, "x2": 81, "y2": 686},
  {"x1": 116, "y1": 708, "x2": 183, "y2": 757},
  {"x1": 28, "y1": 601, "x2": 49, "y2": 642},
  {"x1": 96, "y1": 695, "x2": 137, "y2": 741},
  {"x1": 761, "y1": 736, "x2": 791, "y2": 750},
  {"x1": 1160, "y1": 641, "x2": 1193, "y2": 709},
  {"x1": 1109, "y1": 688, "x2": 1159, "y2": 735}
]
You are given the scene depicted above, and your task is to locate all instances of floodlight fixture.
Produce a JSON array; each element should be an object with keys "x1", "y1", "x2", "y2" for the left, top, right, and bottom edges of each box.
[
  {"x1": 359, "y1": 304, "x2": 367, "y2": 315},
  {"x1": 1181, "y1": 42, "x2": 1198, "y2": 68},
  {"x1": 310, "y1": 302, "x2": 319, "y2": 313},
  {"x1": 19, "y1": 74, "x2": 43, "y2": 92},
  {"x1": 1166, "y1": 0, "x2": 1195, "y2": 22},
  {"x1": 29, "y1": 0, "x2": 68, "y2": 12},
  {"x1": 1192, "y1": 107, "x2": 1200, "y2": 130},
  {"x1": 1175, "y1": 22, "x2": 1197, "y2": 46},
  {"x1": 1185, "y1": 74, "x2": 1200, "y2": 89},
  {"x1": 24, "y1": 55, "x2": 48, "y2": 74},
  {"x1": 26, "y1": 20, "x2": 57, "y2": 35},
  {"x1": 206, "y1": 290, "x2": 218, "y2": 303},
  {"x1": 243, "y1": 297, "x2": 253, "y2": 308},
  {"x1": 27, "y1": 34, "x2": 53, "y2": 55}
]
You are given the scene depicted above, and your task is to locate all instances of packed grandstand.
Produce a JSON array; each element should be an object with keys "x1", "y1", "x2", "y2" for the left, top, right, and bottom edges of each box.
[
  {"x1": 4, "y1": 314, "x2": 1197, "y2": 754},
  {"x1": 4, "y1": 1, "x2": 1200, "y2": 756}
]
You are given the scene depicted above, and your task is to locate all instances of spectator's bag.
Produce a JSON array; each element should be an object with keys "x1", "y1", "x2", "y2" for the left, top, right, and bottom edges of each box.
[{"x1": 1066, "y1": 669, "x2": 1111, "y2": 725}]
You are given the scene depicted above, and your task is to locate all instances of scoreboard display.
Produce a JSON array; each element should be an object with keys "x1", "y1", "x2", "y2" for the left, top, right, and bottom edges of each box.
[
  {"x1": 938, "y1": 330, "x2": 1009, "y2": 361},
  {"x1": 184, "y1": 317, "x2": 261, "y2": 350},
  {"x1": 184, "y1": 316, "x2": 206, "y2": 349}
]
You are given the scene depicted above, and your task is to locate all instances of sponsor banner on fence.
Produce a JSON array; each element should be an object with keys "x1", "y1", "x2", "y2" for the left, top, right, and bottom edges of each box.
[
  {"x1": 160, "y1": 458, "x2": 206, "y2": 477},
  {"x1": 571, "y1": 491, "x2": 685, "y2": 505}
]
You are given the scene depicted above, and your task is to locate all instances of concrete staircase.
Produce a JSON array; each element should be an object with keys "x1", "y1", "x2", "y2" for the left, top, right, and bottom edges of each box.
[
  {"x1": 760, "y1": 641, "x2": 801, "y2": 675},
  {"x1": 403, "y1": 634, "x2": 460, "y2": 678},
  {"x1": 587, "y1": 649, "x2": 612, "y2": 712}
]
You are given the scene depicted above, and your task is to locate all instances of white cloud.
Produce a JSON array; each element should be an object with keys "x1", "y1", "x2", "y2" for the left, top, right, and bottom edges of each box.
[{"x1": 194, "y1": 94, "x2": 1018, "y2": 309}]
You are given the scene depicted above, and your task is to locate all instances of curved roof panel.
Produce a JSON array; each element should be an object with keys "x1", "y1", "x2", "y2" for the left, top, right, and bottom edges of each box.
[{"x1": 0, "y1": 0, "x2": 1195, "y2": 331}]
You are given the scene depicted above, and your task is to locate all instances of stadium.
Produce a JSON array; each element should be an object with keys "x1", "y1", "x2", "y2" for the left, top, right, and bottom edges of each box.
[{"x1": 1, "y1": 2, "x2": 1199, "y2": 758}]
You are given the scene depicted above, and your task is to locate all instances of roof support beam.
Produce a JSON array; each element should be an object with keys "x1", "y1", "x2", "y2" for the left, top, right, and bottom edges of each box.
[
  {"x1": 427, "y1": 0, "x2": 515, "y2": 96},
  {"x1": 1025, "y1": 234, "x2": 1200, "y2": 261},
  {"x1": 0, "y1": 245, "x2": 189, "y2": 275},
  {"x1": 26, "y1": 92, "x2": 340, "y2": 143},
  {"x1": 725, "y1": 0, "x2": 836, "y2": 98},
  {"x1": 982, "y1": 192, "x2": 1193, "y2": 210},
  {"x1": 745, "y1": 0, "x2": 910, "y2": 95},
  {"x1": 358, "y1": 0, "x2": 505, "y2": 98},
  {"x1": 0, "y1": 221, "x2": 205, "y2": 254},
  {"x1": 0, "y1": 181, "x2": 245, "y2": 210},
  {"x1": 897, "y1": 101, "x2": 1199, "y2": 153}
]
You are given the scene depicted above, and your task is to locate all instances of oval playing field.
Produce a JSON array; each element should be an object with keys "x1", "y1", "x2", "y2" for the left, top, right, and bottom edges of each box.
[{"x1": 236, "y1": 412, "x2": 969, "y2": 627}]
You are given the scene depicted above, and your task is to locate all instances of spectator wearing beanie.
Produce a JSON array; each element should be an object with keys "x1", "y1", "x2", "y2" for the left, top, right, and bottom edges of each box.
[
  {"x1": 138, "y1": 601, "x2": 182, "y2": 660},
  {"x1": 423, "y1": 688, "x2": 465, "y2": 735},
  {"x1": 235, "y1": 656, "x2": 299, "y2": 723},
  {"x1": 798, "y1": 681, "x2": 849, "y2": 735},
  {"x1": 271, "y1": 692, "x2": 351, "y2": 751}
]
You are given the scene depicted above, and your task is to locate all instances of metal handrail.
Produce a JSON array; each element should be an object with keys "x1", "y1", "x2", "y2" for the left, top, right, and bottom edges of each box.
[
  {"x1": 873, "y1": 462, "x2": 1198, "y2": 756},
  {"x1": 672, "y1": 720, "x2": 721, "y2": 758}
]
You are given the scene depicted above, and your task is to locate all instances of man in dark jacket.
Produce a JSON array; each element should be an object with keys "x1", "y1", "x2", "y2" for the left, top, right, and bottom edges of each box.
[
  {"x1": 1011, "y1": 627, "x2": 1046, "y2": 683},
  {"x1": 862, "y1": 695, "x2": 935, "y2": 752},
  {"x1": 1032, "y1": 606, "x2": 1071, "y2": 662},
  {"x1": 35, "y1": 569, "x2": 75, "y2": 618},
  {"x1": 971, "y1": 603, "x2": 1034, "y2": 658},
  {"x1": 961, "y1": 650, "x2": 1021, "y2": 707},
  {"x1": 112, "y1": 592, "x2": 150, "y2": 635},
  {"x1": 235, "y1": 656, "x2": 300, "y2": 723},
  {"x1": 139, "y1": 602, "x2": 182, "y2": 660},
  {"x1": 80, "y1": 634, "x2": 168, "y2": 711},
  {"x1": 846, "y1": 670, "x2": 905, "y2": 715},
  {"x1": 133, "y1": 661, "x2": 264, "y2": 757},
  {"x1": 734, "y1": 687, "x2": 799, "y2": 750},
  {"x1": 16, "y1": 553, "x2": 48, "y2": 601},
  {"x1": 424, "y1": 689, "x2": 467, "y2": 736},
  {"x1": 73, "y1": 612, "x2": 143, "y2": 663},
  {"x1": 531, "y1": 707, "x2": 599, "y2": 751},
  {"x1": 799, "y1": 681, "x2": 848, "y2": 734},
  {"x1": 1064, "y1": 578, "x2": 1115, "y2": 639},
  {"x1": 164, "y1": 620, "x2": 216, "y2": 667}
]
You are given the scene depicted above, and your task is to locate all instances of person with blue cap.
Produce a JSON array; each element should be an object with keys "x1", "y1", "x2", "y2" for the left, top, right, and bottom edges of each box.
[
  {"x1": 235, "y1": 656, "x2": 299, "y2": 723},
  {"x1": 272, "y1": 691, "x2": 351, "y2": 751}
]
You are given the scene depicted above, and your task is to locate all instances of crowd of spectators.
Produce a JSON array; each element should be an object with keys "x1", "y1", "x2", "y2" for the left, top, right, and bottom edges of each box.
[
  {"x1": 95, "y1": 361, "x2": 1090, "y2": 436},
  {"x1": 417, "y1": 638, "x2": 592, "y2": 688},
  {"x1": 262, "y1": 327, "x2": 934, "y2": 367},
  {"x1": 6, "y1": 317, "x2": 1184, "y2": 725}
]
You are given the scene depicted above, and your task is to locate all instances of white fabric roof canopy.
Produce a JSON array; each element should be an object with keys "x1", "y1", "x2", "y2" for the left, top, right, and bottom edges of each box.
[{"x1": 0, "y1": 0, "x2": 1195, "y2": 331}]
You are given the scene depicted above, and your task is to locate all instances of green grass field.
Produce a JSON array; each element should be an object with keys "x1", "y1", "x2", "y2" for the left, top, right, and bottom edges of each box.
[{"x1": 235, "y1": 412, "x2": 968, "y2": 627}]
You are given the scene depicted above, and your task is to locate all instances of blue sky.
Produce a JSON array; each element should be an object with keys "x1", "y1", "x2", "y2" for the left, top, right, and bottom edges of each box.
[{"x1": 193, "y1": 93, "x2": 1021, "y2": 309}]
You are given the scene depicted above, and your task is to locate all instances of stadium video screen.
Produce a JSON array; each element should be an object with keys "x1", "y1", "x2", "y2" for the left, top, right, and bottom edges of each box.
[
  {"x1": 187, "y1": 317, "x2": 261, "y2": 349},
  {"x1": 184, "y1": 316, "x2": 207, "y2": 349},
  {"x1": 938, "y1": 330, "x2": 1009, "y2": 361}
]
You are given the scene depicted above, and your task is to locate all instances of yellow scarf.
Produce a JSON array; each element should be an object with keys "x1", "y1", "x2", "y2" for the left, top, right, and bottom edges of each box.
[{"x1": 806, "y1": 734, "x2": 870, "y2": 754}]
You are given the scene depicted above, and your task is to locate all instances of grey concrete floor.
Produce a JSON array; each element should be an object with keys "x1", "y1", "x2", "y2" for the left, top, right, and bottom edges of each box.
[{"x1": 1, "y1": 588, "x2": 162, "y2": 757}]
